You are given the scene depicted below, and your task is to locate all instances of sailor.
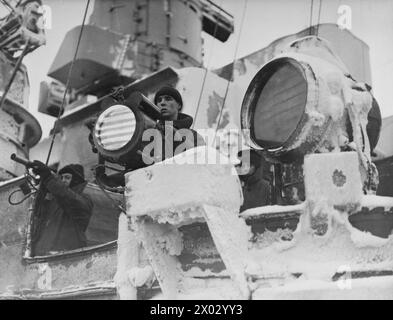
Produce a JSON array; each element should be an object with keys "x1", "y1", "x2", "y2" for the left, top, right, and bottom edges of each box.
[
  {"x1": 152, "y1": 85, "x2": 205, "y2": 160},
  {"x1": 236, "y1": 149, "x2": 271, "y2": 212},
  {"x1": 28, "y1": 161, "x2": 93, "y2": 255}
]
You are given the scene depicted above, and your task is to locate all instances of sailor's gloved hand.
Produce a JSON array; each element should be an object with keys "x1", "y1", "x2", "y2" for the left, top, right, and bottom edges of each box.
[{"x1": 27, "y1": 160, "x2": 52, "y2": 180}]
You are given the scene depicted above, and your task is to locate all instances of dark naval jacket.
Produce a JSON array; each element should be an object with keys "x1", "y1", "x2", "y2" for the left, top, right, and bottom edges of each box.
[
  {"x1": 33, "y1": 175, "x2": 93, "y2": 256},
  {"x1": 155, "y1": 113, "x2": 205, "y2": 160},
  {"x1": 240, "y1": 165, "x2": 271, "y2": 212}
]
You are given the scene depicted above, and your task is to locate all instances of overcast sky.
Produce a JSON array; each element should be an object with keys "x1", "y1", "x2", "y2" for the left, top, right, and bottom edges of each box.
[{"x1": 22, "y1": 0, "x2": 393, "y2": 139}]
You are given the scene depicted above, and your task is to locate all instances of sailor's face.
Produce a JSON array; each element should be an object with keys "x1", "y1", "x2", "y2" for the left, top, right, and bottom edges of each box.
[
  {"x1": 235, "y1": 154, "x2": 256, "y2": 176},
  {"x1": 236, "y1": 162, "x2": 255, "y2": 176},
  {"x1": 156, "y1": 95, "x2": 179, "y2": 120},
  {"x1": 61, "y1": 173, "x2": 73, "y2": 187}
]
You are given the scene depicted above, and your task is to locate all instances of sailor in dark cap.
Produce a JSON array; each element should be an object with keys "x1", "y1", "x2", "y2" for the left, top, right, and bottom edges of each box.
[
  {"x1": 27, "y1": 161, "x2": 93, "y2": 255},
  {"x1": 236, "y1": 149, "x2": 271, "y2": 212},
  {"x1": 150, "y1": 86, "x2": 205, "y2": 161},
  {"x1": 154, "y1": 85, "x2": 184, "y2": 121}
]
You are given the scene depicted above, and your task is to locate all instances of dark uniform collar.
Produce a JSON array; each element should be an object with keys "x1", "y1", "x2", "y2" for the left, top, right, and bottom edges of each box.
[{"x1": 158, "y1": 113, "x2": 193, "y2": 130}]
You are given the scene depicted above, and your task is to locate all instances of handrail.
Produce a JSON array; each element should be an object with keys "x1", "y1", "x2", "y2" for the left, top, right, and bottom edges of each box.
[
  {"x1": 0, "y1": 281, "x2": 117, "y2": 300},
  {"x1": 0, "y1": 175, "x2": 25, "y2": 190},
  {"x1": 23, "y1": 240, "x2": 117, "y2": 264}
]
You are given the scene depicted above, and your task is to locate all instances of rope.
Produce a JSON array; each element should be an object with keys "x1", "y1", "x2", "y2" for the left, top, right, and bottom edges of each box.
[
  {"x1": 8, "y1": 188, "x2": 35, "y2": 205},
  {"x1": 191, "y1": 0, "x2": 225, "y2": 129},
  {"x1": 8, "y1": 171, "x2": 38, "y2": 205},
  {"x1": 212, "y1": 0, "x2": 248, "y2": 145},
  {"x1": 45, "y1": 0, "x2": 91, "y2": 166}
]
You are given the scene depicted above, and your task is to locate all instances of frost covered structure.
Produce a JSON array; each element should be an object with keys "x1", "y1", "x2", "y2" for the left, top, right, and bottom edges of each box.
[
  {"x1": 117, "y1": 147, "x2": 254, "y2": 299},
  {"x1": 115, "y1": 37, "x2": 393, "y2": 300},
  {"x1": 246, "y1": 152, "x2": 393, "y2": 299},
  {"x1": 117, "y1": 149, "x2": 393, "y2": 299},
  {"x1": 241, "y1": 36, "x2": 379, "y2": 197}
]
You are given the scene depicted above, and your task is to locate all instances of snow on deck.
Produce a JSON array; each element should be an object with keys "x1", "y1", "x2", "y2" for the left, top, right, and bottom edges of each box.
[{"x1": 240, "y1": 203, "x2": 305, "y2": 218}]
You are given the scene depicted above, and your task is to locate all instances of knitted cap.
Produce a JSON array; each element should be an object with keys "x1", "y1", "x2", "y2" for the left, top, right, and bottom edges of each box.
[
  {"x1": 22, "y1": 0, "x2": 43, "y2": 6},
  {"x1": 58, "y1": 164, "x2": 85, "y2": 187},
  {"x1": 154, "y1": 86, "x2": 183, "y2": 110}
]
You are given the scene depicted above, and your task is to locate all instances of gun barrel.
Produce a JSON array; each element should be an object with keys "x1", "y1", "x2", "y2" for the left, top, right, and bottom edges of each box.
[{"x1": 10, "y1": 153, "x2": 31, "y2": 166}]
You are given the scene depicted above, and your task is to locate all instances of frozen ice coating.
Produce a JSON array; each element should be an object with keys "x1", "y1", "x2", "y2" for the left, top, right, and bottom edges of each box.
[
  {"x1": 120, "y1": 147, "x2": 254, "y2": 299},
  {"x1": 112, "y1": 36, "x2": 390, "y2": 300},
  {"x1": 347, "y1": 88, "x2": 374, "y2": 172},
  {"x1": 241, "y1": 203, "x2": 306, "y2": 218},
  {"x1": 250, "y1": 197, "x2": 393, "y2": 270},
  {"x1": 268, "y1": 37, "x2": 375, "y2": 183},
  {"x1": 136, "y1": 221, "x2": 183, "y2": 299},
  {"x1": 202, "y1": 204, "x2": 252, "y2": 299},
  {"x1": 155, "y1": 278, "x2": 244, "y2": 300},
  {"x1": 361, "y1": 195, "x2": 393, "y2": 210},
  {"x1": 253, "y1": 276, "x2": 393, "y2": 300},
  {"x1": 287, "y1": 36, "x2": 349, "y2": 74},
  {"x1": 124, "y1": 147, "x2": 243, "y2": 220},
  {"x1": 304, "y1": 152, "x2": 363, "y2": 207},
  {"x1": 347, "y1": 224, "x2": 389, "y2": 248},
  {"x1": 127, "y1": 266, "x2": 155, "y2": 288},
  {"x1": 248, "y1": 211, "x2": 393, "y2": 281},
  {"x1": 243, "y1": 151, "x2": 393, "y2": 295},
  {"x1": 115, "y1": 214, "x2": 140, "y2": 300}
]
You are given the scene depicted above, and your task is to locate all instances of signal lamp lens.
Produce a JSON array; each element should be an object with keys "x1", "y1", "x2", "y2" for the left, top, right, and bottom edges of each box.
[
  {"x1": 252, "y1": 62, "x2": 307, "y2": 149},
  {"x1": 94, "y1": 104, "x2": 136, "y2": 151}
]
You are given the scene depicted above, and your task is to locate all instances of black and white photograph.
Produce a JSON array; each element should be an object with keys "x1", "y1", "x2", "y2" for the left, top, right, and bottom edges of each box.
[{"x1": 0, "y1": 0, "x2": 392, "y2": 303}]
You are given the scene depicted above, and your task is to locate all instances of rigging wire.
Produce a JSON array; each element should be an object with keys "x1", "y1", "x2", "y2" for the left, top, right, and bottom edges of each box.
[
  {"x1": 20, "y1": 0, "x2": 92, "y2": 240},
  {"x1": 8, "y1": 171, "x2": 38, "y2": 205},
  {"x1": 0, "y1": 0, "x2": 15, "y2": 13},
  {"x1": 316, "y1": 0, "x2": 323, "y2": 36},
  {"x1": 45, "y1": 0, "x2": 91, "y2": 166},
  {"x1": 212, "y1": 0, "x2": 248, "y2": 145},
  {"x1": 191, "y1": 0, "x2": 225, "y2": 129},
  {"x1": 309, "y1": 0, "x2": 314, "y2": 35}
]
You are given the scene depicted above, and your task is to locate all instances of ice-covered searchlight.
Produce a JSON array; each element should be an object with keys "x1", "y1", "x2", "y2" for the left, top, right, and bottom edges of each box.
[
  {"x1": 241, "y1": 36, "x2": 380, "y2": 190},
  {"x1": 115, "y1": 37, "x2": 393, "y2": 300}
]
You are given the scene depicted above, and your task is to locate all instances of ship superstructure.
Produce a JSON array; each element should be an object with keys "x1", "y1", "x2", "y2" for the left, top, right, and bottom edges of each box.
[
  {"x1": 0, "y1": 0, "x2": 44, "y2": 181},
  {"x1": 0, "y1": 0, "x2": 392, "y2": 300}
]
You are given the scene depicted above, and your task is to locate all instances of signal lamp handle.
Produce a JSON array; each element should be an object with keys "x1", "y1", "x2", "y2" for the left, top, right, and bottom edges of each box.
[{"x1": 126, "y1": 92, "x2": 162, "y2": 120}]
